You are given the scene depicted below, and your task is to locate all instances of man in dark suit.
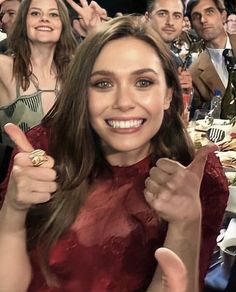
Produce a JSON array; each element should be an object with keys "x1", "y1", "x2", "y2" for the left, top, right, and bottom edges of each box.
[{"x1": 186, "y1": 0, "x2": 236, "y2": 117}]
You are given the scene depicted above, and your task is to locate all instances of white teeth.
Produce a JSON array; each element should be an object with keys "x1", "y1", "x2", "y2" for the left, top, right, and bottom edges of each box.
[
  {"x1": 36, "y1": 27, "x2": 52, "y2": 31},
  {"x1": 107, "y1": 120, "x2": 143, "y2": 129}
]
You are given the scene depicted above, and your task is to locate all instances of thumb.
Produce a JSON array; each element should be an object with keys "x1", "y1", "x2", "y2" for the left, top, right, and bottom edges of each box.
[
  {"x1": 187, "y1": 144, "x2": 218, "y2": 179},
  {"x1": 155, "y1": 248, "x2": 187, "y2": 292},
  {"x1": 4, "y1": 123, "x2": 34, "y2": 152}
]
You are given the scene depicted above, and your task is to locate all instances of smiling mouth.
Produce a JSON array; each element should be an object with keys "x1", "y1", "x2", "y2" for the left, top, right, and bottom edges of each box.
[
  {"x1": 106, "y1": 119, "x2": 145, "y2": 129},
  {"x1": 36, "y1": 27, "x2": 53, "y2": 31}
]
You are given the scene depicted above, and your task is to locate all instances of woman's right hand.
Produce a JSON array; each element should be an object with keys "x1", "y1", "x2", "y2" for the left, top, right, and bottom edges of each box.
[{"x1": 3, "y1": 123, "x2": 57, "y2": 212}]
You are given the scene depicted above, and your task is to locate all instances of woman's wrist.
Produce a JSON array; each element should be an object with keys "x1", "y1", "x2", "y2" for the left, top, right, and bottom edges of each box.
[{"x1": 0, "y1": 201, "x2": 27, "y2": 234}]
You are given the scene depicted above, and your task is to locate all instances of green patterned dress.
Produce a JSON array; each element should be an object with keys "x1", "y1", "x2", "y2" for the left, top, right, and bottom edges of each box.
[{"x1": 0, "y1": 79, "x2": 57, "y2": 147}]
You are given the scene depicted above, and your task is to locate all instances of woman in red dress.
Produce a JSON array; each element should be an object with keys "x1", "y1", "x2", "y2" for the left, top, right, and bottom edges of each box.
[{"x1": 0, "y1": 15, "x2": 228, "y2": 292}]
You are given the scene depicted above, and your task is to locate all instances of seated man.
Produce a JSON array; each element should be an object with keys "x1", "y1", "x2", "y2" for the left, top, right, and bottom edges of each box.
[{"x1": 186, "y1": 0, "x2": 236, "y2": 118}]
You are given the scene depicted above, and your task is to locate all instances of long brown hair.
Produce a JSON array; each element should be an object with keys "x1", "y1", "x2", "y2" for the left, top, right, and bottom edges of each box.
[
  {"x1": 27, "y1": 15, "x2": 195, "y2": 286},
  {"x1": 7, "y1": 0, "x2": 77, "y2": 90}
]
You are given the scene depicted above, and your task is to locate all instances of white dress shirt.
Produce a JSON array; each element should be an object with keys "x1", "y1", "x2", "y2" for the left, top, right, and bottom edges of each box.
[{"x1": 207, "y1": 37, "x2": 232, "y2": 88}]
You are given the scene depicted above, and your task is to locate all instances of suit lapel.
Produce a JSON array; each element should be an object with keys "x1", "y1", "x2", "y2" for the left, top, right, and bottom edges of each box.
[{"x1": 198, "y1": 50, "x2": 225, "y2": 95}]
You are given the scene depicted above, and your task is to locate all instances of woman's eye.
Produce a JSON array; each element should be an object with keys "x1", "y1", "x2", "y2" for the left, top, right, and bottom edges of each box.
[
  {"x1": 93, "y1": 80, "x2": 112, "y2": 89},
  {"x1": 31, "y1": 11, "x2": 40, "y2": 16},
  {"x1": 50, "y1": 12, "x2": 59, "y2": 17},
  {"x1": 136, "y1": 79, "x2": 153, "y2": 88}
]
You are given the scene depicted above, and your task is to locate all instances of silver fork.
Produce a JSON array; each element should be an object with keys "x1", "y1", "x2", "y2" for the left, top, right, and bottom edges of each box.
[{"x1": 207, "y1": 128, "x2": 225, "y2": 143}]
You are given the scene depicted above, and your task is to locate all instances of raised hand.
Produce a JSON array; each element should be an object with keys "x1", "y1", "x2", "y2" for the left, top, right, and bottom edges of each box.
[
  {"x1": 67, "y1": 0, "x2": 108, "y2": 37},
  {"x1": 155, "y1": 248, "x2": 187, "y2": 292},
  {"x1": 144, "y1": 144, "x2": 217, "y2": 223},
  {"x1": 3, "y1": 123, "x2": 57, "y2": 211},
  {"x1": 145, "y1": 145, "x2": 217, "y2": 292}
]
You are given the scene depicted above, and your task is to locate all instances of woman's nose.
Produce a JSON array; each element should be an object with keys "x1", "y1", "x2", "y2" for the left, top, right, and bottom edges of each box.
[
  {"x1": 113, "y1": 86, "x2": 135, "y2": 111},
  {"x1": 40, "y1": 13, "x2": 49, "y2": 22}
]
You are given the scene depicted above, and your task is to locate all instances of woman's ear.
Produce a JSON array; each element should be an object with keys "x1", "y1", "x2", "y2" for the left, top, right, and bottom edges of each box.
[{"x1": 164, "y1": 88, "x2": 173, "y2": 110}]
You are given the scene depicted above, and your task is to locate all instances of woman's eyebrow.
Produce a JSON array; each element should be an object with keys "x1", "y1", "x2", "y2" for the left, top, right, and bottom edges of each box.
[
  {"x1": 28, "y1": 7, "x2": 59, "y2": 11},
  {"x1": 90, "y1": 68, "x2": 159, "y2": 77}
]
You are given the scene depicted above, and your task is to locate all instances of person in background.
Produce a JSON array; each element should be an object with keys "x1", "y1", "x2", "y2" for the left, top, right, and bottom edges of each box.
[
  {"x1": 145, "y1": 0, "x2": 195, "y2": 68},
  {"x1": 0, "y1": 0, "x2": 21, "y2": 53},
  {"x1": 0, "y1": 0, "x2": 77, "y2": 182},
  {"x1": 145, "y1": 0, "x2": 194, "y2": 123},
  {"x1": 182, "y1": 14, "x2": 200, "y2": 43},
  {"x1": 0, "y1": 15, "x2": 228, "y2": 292},
  {"x1": 226, "y1": 13, "x2": 236, "y2": 35},
  {"x1": 183, "y1": 15, "x2": 191, "y2": 31},
  {"x1": 186, "y1": 0, "x2": 236, "y2": 117}
]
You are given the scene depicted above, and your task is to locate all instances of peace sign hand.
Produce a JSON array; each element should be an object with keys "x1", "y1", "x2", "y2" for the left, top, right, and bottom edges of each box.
[{"x1": 67, "y1": 0, "x2": 108, "y2": 37}]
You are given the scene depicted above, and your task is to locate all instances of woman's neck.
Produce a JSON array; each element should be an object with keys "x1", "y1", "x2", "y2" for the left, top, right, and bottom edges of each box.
[
  {"x1": 105, "y1": 144, "x2": 151, "y2": 167},
  {"x1": 30, "y1": 44, "x2": 57, "y2": 78}
]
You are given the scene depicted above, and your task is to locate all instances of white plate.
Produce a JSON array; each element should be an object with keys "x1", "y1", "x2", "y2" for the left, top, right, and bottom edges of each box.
[
  {"x1": 225, "y1": 171, "x2": 236, "y2": 182},
  {"x1": 216, "y1": 151, "x2": 236, "y2": 170},
  {"x1": 226, "y1": 186, "x2": 236, "y2": 213},
  {"x1": 213, "y1": 119, "x2": 231, "y2": 125},
  {"x1": 195, "y1": 119, "x2": 231, "y2": 132},
  {"x1": 216, "y1": 151, "x2": 236, "y2": 161}
]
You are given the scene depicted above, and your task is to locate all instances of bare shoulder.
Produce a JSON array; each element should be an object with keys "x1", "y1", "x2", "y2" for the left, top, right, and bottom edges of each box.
[
  {"x1": 0, "y1": 54, "x2": 14, "y2": 73},
  {"x1": 0, "y1": 55, "x2": 15, "y2": 106}
]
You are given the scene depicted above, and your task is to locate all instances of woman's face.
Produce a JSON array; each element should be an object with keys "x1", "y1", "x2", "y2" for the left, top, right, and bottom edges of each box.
[
  {"x1": 26, "y1": 0, "x2": 62, "y2": 45},
  {"x1": 88, "y1": 36, "x2": 172, "y2": 165}
]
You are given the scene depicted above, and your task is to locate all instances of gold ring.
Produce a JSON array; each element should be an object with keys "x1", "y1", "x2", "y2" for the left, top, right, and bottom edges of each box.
[{"x1": 29, "y1": 149, "x2": 48, "y2": 167}]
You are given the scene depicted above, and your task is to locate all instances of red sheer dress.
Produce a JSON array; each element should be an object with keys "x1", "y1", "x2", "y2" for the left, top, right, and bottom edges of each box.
[{"x1": 0, "y1": 125, "x2": 229, "y2": 292}]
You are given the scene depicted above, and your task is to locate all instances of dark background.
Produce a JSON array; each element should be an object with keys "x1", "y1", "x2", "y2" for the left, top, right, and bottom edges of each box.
[
  {"x1": 66, "y1": 0, "x2": 236, "y2": 17},
  {"x1": 95, "y1": 0, "x2": 147, "y2": 16},
  {"x1": 224, "y1": 0, "x2": 236, "y2": 15}
]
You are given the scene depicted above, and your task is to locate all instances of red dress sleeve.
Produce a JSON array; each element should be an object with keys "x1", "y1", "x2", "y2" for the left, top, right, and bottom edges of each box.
[{"x1": 199, "y1": 153, "x2": 229, "y2": 287}]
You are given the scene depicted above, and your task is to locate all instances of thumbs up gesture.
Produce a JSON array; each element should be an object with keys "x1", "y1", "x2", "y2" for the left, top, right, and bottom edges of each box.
[
  {"x1": 3, "y1": 123, "x2": 57, "y2": 211},
  {"x1": 144, "y1": 144, "x2": 218, "y2": 223},
  {"x1": 155, "y1": 248, "x2": 187, "y2": 292}
]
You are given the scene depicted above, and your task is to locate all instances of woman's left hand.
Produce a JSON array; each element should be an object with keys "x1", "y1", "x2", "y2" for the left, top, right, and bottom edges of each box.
[{"x1": 144, "y1": 144, "x2": 217, "y2": 224}]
